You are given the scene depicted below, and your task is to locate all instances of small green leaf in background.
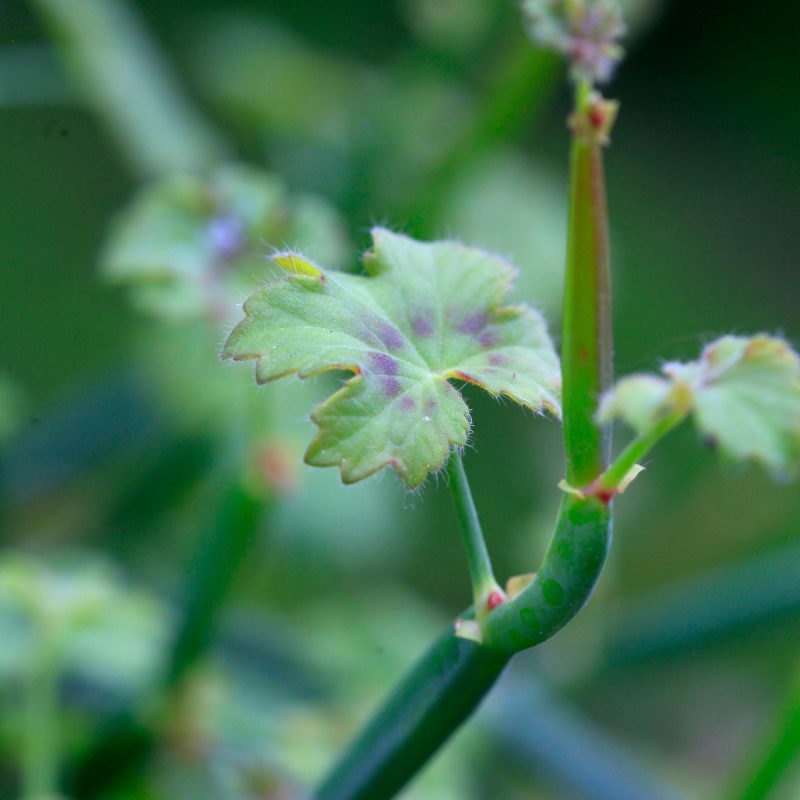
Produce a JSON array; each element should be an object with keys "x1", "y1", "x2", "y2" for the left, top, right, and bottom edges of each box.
[
  {"x1": 102, "y1": 163, "x2": 349, "y2": 322},
  {"x1": 224, "y1": 229, "x2": 561, "y2": 487},
  {"x1": 600, "y1": 334, "x2": 800, "y2": 477},
  {"x1": 0, "y1": 554, "x2": 165, "y2": 689}
]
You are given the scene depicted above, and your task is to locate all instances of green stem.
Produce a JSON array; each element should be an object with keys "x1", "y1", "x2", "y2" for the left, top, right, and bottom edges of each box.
[
  {"x1": 484, "y1": 495, "x2": 611, "y2": 655},
  {"x1": 313, "y1": 625, "x2": 509, "y2": 800},
  {"x1": 445, "y1": 451, "x2": 501, "y2": 621},
  {"x1": 730, "y1": 667, "x2": 800, "y2": 800},
  {"x1": 22, "y1": 627, "x2": 61, "y2": 800},
  {"x1": 561, "y1": 79, "x2": 613, "y2": 486},
  {"x1": 164, "y1": 480, "x2": 267, "y2": 688},
  {"x1": 316, "y1": 42, "x2": 618, "y2": 800},
  {"x1": 482, "y1": 78, "x2": 617, "y2": 656},
  {"x1": 592, "y1": 410, "x2": 687, "y2": 496}
]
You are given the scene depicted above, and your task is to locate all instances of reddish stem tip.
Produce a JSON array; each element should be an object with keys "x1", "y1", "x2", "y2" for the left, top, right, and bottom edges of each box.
[{"x1": 588, "y1": 104, "x2": 606, "y2": 130}]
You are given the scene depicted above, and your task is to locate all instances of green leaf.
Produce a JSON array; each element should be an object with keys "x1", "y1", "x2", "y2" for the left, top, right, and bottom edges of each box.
[
  {"x1": 102, "y1": 163, "x2": 349, "y2": 322},
  {"x1": 599, "y1": 335, "x2": 800, "y2": 477},
  {"x1": 597, "y1": 373, "x2": 685, "y2": 435},
  {"x1": 224, "y1": 228, "x2": 561, "y2": 488},
  {"x1": 0, "y1": 555, "x2": 165, "y2": 686}
]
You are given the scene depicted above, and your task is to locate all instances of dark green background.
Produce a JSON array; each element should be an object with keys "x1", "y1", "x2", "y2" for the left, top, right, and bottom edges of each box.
[{"x1": 2, "y1": 1, "x2": 799, "y2": 798}]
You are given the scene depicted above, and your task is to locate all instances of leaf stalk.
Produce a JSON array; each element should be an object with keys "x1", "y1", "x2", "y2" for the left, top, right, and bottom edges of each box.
[
  {"x1": 590, "y1": 409, "x2": 687, "y2": 498},
  {"x1": 445, "y1": 450, "x2": 503, "y2": 624}
]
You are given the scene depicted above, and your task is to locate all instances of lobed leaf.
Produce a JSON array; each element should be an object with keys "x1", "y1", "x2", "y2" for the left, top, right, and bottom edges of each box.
[
  {"x1": 224, "y1": 229, "x2": 561, "y2": 488},
  {"x1": 599, "y1": 335, "x2": 800, "y2": 478}
]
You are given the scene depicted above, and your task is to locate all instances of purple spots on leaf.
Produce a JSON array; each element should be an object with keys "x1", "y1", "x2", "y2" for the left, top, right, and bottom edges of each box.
[
  {"x1": 399, "y1": 395, "x2": 416, "y2": 412},
  {"x1": 424, "y1": 398, "x2": 438, "y2": 417},
  {"x1": 368, "y1": 351, "x2": 398, "y2": 375},
  {"x1": 411, "y1": 314, "x2": 434, "y2": 338},
  {"x1": 488, "y1": 352, "x2": 506, "y2": 367},
  {"x1": 456, "y1": 310, "x2": 488, "y2": 335},
  {"x1": 378, "y1": 322, "x2": 404, "y2": 350},
  {"x1": 381, "y1": 376, "x2": 401, "y2": 398},
  {"x1": 479, "y1": 329, "x2": 500, "y2": 348}
]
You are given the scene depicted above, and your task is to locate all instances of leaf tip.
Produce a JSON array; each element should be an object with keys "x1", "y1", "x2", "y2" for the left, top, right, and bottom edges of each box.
[{"x1": 272, "y1": 250, "x2": 324, "y2": 280}]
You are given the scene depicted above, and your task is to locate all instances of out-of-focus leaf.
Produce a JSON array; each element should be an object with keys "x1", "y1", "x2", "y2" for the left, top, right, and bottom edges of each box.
[
  {"x1": 189, "y1": 14, "x2": 473, "y2": 207},
  {"x1": 190, "y1": 15, "x2": 358, "y2": 137},
  {"x1": 225, "y1": 229, "x2": 561, "y2": 487},
  {"x1": 0, "y1": 555, "x2": 166, "y2": 690},
  {"x1": 600, "y1": 335, "x2": 800, "y2": 478},
  {"x1": 102, "y1": 164, "x2": 350, "y2": 323},
  {"x1": 442, "y1": 151, "x2": 566, "y2": 316},
  {"x1": 597, "y1": 373, "x2": 678, "y2": 435}
]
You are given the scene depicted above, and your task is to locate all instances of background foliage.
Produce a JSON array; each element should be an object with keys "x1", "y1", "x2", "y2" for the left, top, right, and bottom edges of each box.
[{"x1": 2, "y1": 0, "x2": 800, "y2": 797}]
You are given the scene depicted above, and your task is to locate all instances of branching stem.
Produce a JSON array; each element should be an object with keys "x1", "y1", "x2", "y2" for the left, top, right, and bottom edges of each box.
[{"x1": 591, "y1": 410, "x2": 687, "y2": 497}]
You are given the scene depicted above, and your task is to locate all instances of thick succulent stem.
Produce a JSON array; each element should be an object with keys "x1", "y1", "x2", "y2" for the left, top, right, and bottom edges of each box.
[
  {"x1": 313, "y1": 627, "x2": 509, "y2": 800},
  {"x1": 484, "y1": 78, "x2": 616, "y2": 655},
  {"x1": 314, "y1": 24, "x2": 621, "y2": 799},
  {"x1": 484, "y1": 494, "x2": 611, "y2": 654}
]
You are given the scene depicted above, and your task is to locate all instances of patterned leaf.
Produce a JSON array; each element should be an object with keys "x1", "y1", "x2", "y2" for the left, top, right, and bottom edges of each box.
[{"x1": 224, "y1": 229, "x2": 561, "y2": 487}]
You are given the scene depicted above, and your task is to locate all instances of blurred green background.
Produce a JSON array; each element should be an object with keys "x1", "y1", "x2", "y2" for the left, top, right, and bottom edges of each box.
[{"x1": 1, "y1": 0, "x2": 800, "y2": 798}]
